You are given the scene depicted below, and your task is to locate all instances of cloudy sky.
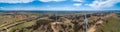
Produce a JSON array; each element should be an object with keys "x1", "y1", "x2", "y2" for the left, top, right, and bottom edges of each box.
[{"x1": 0, "y1": 0, "x2": 120, "y2": 10}]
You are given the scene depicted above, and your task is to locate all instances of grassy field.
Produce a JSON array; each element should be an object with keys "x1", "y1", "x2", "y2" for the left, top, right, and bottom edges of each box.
[{"x1": 96, "y1": 13, "x2": 120, "y2": 32}]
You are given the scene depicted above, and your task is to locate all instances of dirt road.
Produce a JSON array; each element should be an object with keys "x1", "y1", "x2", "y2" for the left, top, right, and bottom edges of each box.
[
  {"x1": 88, "y1": 13, "x2": 114, "y2": 32},
  {"x1": 88, "y1": 20, "x2": 103, "y2": 32}
]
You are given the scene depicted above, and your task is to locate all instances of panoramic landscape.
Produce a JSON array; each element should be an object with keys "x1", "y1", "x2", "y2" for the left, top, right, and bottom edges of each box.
[
  {"x1": 0, "y1": 11, "x2": 120, "y2": 32},
  {"x1": 0, "y1": 0, "x2": 120, "y2": 32}
]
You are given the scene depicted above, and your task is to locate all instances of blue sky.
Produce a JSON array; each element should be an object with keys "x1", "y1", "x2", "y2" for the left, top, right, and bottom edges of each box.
[{"x1": 0, "y1": 0, "x2": 120, "y2": 11}]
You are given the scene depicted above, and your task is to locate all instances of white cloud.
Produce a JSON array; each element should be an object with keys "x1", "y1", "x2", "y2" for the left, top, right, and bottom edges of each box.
[
  {"x1": 73, "y1": 0, "x2": 85, "y2": 2},
  {"x1": 73, "y1": 3, "x2": 82, "y2": 7},
  {"x1": 88, "y1": 0, "x2": 120, "y2": 8},
  {"x1": 39, "y1": 0, "x2": 66, "y2": 2},
  {"x1": 0, "y1": 0, "x2": 34, "y2": 3}
]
